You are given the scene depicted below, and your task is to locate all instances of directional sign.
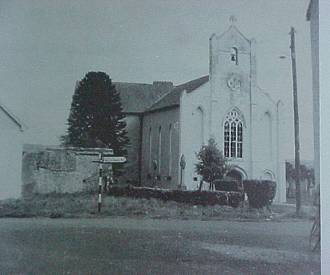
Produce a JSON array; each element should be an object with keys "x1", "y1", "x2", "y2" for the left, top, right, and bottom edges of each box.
[
  {"x1": 102, "y1": 156, "x2": 127, "y2": 163},
  {"x1": 69, "y1": 147, "x2": 114, "y2": 156},
  {"x1": 75, "y1": 151, "x2": 113, "y2": 157}
]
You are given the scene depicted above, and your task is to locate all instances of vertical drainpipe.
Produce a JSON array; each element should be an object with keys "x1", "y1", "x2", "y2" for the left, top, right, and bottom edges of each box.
[
  {"x1": 249, "y1": 40, "x2": 254, "y2": 179},
  {"x1": 276, "y1": 100, "x2": 284, "y2": 202},
  {"x1": 209, "y1": 34, "x2": 216, "y2": 138},
  {"x1": 138, "y1": 113, "x2": 143, "y2": 186},
  {"x1": 179, "y1": 90, "x2": 186, "y2": 189}
]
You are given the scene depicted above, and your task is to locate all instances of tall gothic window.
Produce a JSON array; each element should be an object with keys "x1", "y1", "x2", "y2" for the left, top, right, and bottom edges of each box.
[
  {"x1": 148, "y1": 127, "x2": 152, "y2": 171},
  {"x1": 158, "y1": 126, "x2": 162, "y2": 173},
  {"x1": 196, "y1": 107, "x2": 204, "y2": 147},
  {"x1": 168, "y1": 124, "x2": 172, "y2": 176},
  {"x1": 224, "y1": 110, "x2": 243, "y2": 158}
]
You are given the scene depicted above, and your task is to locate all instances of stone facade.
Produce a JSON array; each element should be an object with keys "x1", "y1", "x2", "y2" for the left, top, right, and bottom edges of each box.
[{"x1": 21, "y1": 145, "x2": 112, "y2": 197}]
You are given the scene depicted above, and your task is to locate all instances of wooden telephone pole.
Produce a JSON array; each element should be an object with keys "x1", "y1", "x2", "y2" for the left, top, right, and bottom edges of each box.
[{"x1": 290, "y1": 27, "x2": 301, "y2": 216}]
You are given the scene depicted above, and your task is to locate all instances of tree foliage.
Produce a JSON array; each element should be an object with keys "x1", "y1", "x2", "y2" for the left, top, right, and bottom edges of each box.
[
  {"x1": 285, "y1": 162, "x2": 314, "y2": 184},
  {"x1": 286, "y1": 161, "x2": 315, "y2": 197},
  {"x1": 61, "y1": 72, "x2": 129, "y2": 173},
  {"x1": 195, "y1": 138, "x2": 230, "y2": 189}
]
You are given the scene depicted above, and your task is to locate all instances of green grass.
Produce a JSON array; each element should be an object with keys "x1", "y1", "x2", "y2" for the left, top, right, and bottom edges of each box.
[{"x1": 0, "y1": 192, "x2": 313, "y2": 221}]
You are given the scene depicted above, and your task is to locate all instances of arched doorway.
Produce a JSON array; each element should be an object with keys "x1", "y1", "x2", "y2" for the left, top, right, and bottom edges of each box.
[
  {"x1": 226, "y1": 169, "x2": 247, "y2": 200},
  {"x1": 263, "y1": 170, "x2": 274, "y2": 181},
  {"x1": 226, "y1": 169, "x2": 244, "y2": 192}
]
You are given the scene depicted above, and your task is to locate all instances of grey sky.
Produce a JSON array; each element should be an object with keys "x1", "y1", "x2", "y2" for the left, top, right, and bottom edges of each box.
[{"x1": 0, "y1": 0, "x2": 313, "y2": 160}]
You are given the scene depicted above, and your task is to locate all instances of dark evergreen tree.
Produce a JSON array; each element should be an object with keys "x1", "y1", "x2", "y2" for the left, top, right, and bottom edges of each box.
[{"x1": 61, "y1": 72, "x2": 129, "y2": 173}]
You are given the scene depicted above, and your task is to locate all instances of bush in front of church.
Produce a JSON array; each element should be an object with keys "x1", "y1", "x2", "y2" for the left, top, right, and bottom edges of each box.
[
  {"x1": 243, "y1": 180, "x2": 276, "y2": 209},
  {"x1": 195, "y1": 138, "x2": 230, "y2": 190}
]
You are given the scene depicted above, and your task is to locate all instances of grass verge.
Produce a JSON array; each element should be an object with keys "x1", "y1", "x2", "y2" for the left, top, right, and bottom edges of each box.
[{"x1": 0, "y1": 192, "x2": 313, "y2": 221}]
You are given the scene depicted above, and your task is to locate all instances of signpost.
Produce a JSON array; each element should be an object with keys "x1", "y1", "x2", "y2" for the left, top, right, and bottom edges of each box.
[
  {"x1": 75, "y1": 148, "x2": 126, "y2": 213},
  {"x1": 97, "y1": 153, "x2": 103, "y2": 212},
  {"x1": 101, "y1": 156, "x2": 127, "y2": 164},
  {"x1": 179, "y1": 154, "x2": 186, "y2": 189}
]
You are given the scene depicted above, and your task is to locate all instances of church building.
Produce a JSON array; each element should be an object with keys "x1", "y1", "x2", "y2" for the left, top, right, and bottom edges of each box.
[{"x1": 116, "y1": 19, "x2": 286, "y2": 203}]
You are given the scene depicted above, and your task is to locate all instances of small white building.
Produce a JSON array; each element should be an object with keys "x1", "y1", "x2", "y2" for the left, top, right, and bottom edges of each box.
[{"x1": 0, "y1": 101, "x2": 24, "y2": 199}]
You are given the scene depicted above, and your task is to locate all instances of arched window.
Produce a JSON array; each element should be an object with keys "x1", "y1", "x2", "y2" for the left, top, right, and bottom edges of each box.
[
  {"x1": 264, "y1": 112, "x2": 273, "y2": 159},
  {"x1": 168, "y1": 124, "x2": 172, "y2": 176},
  {"x1": 231, "y1": 47, "x2": 238, "y2": 65},
  {"x1": 158, "y1": 126, "x2": 162, "y2": 173},
  {"x1": 224, "y1": 110, "x2": 243, "y2": 158},
  {"x1": 196, "y1": 107, "x2": 204, "y2": 147},
  {"x1": 148, "y1": 127, "x2": 152, "y2": 171}
]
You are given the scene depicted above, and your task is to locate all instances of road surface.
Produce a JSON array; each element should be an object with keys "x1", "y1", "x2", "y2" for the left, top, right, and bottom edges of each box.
[{"x1": 0, "y1": 217, "x2": 320, "y2": 274}]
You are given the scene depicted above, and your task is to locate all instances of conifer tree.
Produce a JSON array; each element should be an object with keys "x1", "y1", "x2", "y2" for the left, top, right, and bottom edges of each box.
[
  {"x1": 61, "y1": 71, "x2": 129, "y2": 164},
  {"x1": 195, "y1": 138, "x2": 230, "y2": 190}
]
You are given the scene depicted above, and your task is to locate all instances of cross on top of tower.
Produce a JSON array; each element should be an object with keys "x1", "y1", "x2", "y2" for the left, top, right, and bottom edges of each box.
[{"x1": 229, "y1": 15, "x2": 237, "y2": 25}]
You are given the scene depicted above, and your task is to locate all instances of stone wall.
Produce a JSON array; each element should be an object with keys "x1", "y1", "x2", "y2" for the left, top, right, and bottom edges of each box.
[{"x1": 22, "y1": 145, "x2": 112, "y2": 197}]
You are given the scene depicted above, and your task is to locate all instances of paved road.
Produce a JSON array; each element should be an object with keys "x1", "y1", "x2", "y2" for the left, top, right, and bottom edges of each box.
[{"x1": 0, "y1": 217, "x2": 320, "y2": 274}]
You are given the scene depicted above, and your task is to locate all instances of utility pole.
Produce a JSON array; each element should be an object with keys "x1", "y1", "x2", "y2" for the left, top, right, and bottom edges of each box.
[{"x1": 290, "y1": 27, "x2": 301, "y2": 216}]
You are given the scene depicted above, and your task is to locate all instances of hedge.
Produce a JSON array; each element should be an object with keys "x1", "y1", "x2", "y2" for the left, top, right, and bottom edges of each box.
[
  {"x1": 108, "y1": 186, "x2": 244, "y2": 208},
  {"x1": 213, "y1": 179, "x2": 243, "y2": 192},
  {"x1": 243, "y1": 180, "x2": 276, "y2": 209}
]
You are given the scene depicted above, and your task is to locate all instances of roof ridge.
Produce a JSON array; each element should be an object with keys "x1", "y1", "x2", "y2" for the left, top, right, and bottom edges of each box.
[
  {"x1": 174, "y1": 75, "x2": 209, "y2": 90},
  {"x1": 114, "y1": 81, "x2": 152, "y2": 86},
  {"x1": 215, "y1": 25, "x2": 250, "y2": 43},
  {"x1": 146, "y1": 75, "x2": 209, "y2": 113},
  {"x1": 0, "y1": 100, "x2": 25, "y2": 131},
  {"x1": 146, "y1": 87, "x2": 175, "y2": 111}
]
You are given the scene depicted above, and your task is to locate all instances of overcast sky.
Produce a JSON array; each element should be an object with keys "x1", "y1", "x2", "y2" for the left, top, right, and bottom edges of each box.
[{"x1": 0, "y1": 0, "x2": 313, "y2": 160}]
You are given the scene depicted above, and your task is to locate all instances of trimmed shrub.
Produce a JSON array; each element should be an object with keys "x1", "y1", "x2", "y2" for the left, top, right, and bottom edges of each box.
[
  {"x1": 243, "y1": 180, "x2": 276, "y2": 209},
  {"x1": 108, "y1": 186, "x2": 244, "y2": 208},
  {"x1": 214, "y1": 180, "x2": 243, "y2": 192}
]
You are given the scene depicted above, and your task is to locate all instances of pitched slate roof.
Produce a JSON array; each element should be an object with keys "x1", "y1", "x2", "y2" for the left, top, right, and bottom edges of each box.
[
  {"x1": 114, "y1": 76, "x2": 208, "y2": 114},
  {"x1": 114, "y1": 81, "x2": 173, "y2": 113},
  {"x1": 147, "y1": 75, "x2": 209, "y2": 112},
  {"x1": 114, "y1": 82, "x2": 155, "y2": 113}
]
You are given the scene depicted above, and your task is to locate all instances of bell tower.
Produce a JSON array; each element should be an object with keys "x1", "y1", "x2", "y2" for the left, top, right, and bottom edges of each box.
[
  {"x1": 208, "y1": 17, "x2": 257, "y2": 177},
  {"x1": 209, "y1": 16, "x2": 256, "y2": 97}
]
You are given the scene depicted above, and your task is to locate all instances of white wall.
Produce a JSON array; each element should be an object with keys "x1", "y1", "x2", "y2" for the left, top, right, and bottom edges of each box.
[
  {"x1": 251, "y1": 90, "x2": 286, "y2": 203},
  {"x1": 0, "y1": 110, "x2": 23, "y2": 199},
  {"x1": 179, "y1": 25, "x2": 286, "y2": 202},
  {"x1": 180, "y1": 83, "x2": 210, "y2": 190}
]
